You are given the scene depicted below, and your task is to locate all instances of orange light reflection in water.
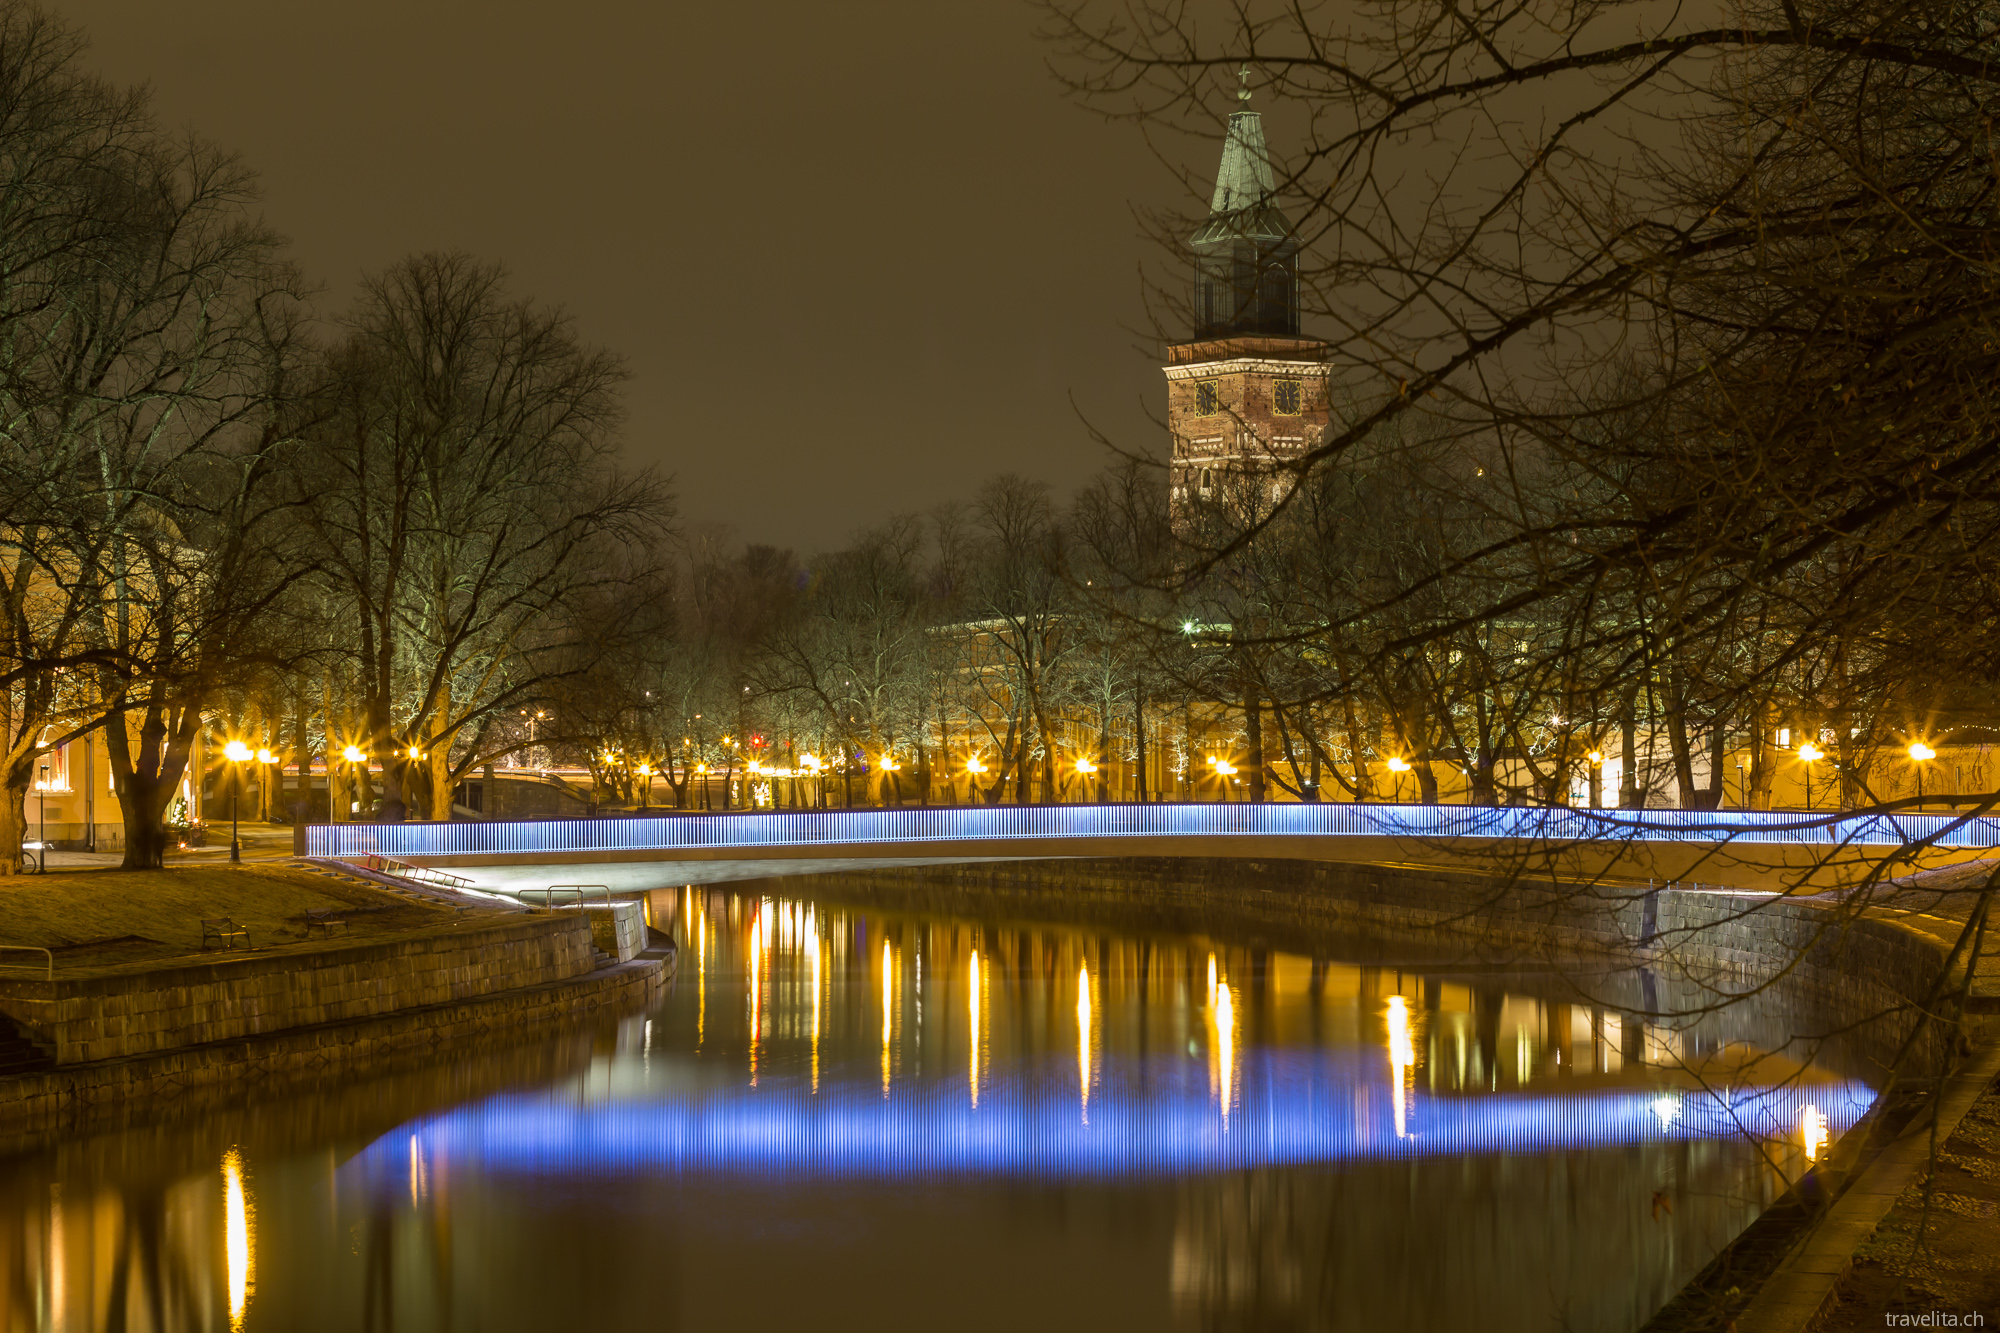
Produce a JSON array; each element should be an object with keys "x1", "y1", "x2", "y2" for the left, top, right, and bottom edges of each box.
[
  {"x1": 969, "y1": 949, "x2": 981, "y2": 1108},
  {"x1": 1077, "y1": 965, "x2": 1093, "y2": 1123},
  {"x1": 1388, "y1": 996, "x2": 1415, "y2": 1139},
  {"x1": 881, "y1": 939, "x2": 893, "y2": 1097},
  {"x1": 223, "y1": 1147, "x2": 253, "y2": 1331}
]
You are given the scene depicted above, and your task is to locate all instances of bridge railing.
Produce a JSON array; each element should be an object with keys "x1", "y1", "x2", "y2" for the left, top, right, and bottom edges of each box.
[{"x1": 301, "y1": 802, "x2": 2000, "y2": 860}]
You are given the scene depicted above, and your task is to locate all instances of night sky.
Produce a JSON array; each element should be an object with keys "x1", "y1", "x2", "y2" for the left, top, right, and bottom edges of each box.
[{"x1": 52, "y1": 0, "x2": 1192, "y2": 553}]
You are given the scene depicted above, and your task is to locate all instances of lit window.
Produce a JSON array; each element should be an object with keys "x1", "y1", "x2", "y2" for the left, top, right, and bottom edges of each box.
[
  {"x1": 1273, "y1": 378, "x2": 1302, "y2": 415},
  {"x1": 1195, "y1": 381, "x2": 1219, "y2": 416},
  {"x1": 1199, "y1": 468, "x2": 1213, "y2": 493},
  {"x1": 33, "y1": 736, "x2": 70, "y2": 792}
]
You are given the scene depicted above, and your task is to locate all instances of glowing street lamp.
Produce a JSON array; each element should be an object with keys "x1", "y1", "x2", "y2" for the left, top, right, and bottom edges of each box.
[
  {"x1": 1384, "y1": 755, "x2": 1411, "y2": 803},
  {"x1": 1074, "y1": 757, "x2": 1097, "y2": 774},
  {"x1": 1797, "y1": 740, "x2": 1824, "y2": 810},
  {"x1": 1908, "y1": 741, "x2": 1935, "y2": 809},
  {"x1": 964, "y1": 755, "x2": 987, "y2": 774},
  {"x1": 222, "y1": 739, "x2": 253, "y2": 863}
]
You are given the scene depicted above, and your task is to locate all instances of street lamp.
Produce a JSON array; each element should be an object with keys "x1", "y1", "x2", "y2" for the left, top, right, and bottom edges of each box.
[
  {"x1": 341, "y1": 745, "x2": 367, "y2": 820},
  {"x1": 223, "y1": 739, "x2": 253, "y2": 862},
  {"x1": 1908, "y1": 742, "x2": 1936, "y2": 810},
  {"x1": 1797, "y1": 741, "x2": 1824, "y2": 811},
  {"x1": 1385, "y1": 755, "x2": 1411, "y2": 803},
  {"x1": 1586, "y1": 750, "x2": 1604, "y2": 808},
  {"x1": 255, "y1": 747, "x2": 276, "y2": 824},
  {"x1": 1073, "y1": 756, "x2": 1097, "y2": 805},
  {"x1": 35, "y1": 762, "x2": 48, "y2": 873}
]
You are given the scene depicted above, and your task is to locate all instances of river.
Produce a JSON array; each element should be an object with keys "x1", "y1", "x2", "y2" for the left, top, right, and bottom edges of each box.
[{"x1": 0, "y1": 883, "x2": 1878, "y2": 1331}]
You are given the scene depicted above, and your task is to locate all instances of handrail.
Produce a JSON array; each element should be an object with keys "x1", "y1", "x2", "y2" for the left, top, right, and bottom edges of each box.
[
  {"x1": 360, "y1": 854, "x2": 474, "y2": 890},
  {"x1": 0, "y1": 945, "x2": 53, "y2": 981},
  {"x1": 305, "y1": 802, "x2": 2000, "y2": 861},
  {"x1": 547, "y1": 884, "x2": 613, "y2": 910}
]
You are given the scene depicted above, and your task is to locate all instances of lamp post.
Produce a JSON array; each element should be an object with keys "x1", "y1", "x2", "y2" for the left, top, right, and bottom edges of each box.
[
  {"x1": 1586, "y1": 750, "x2": 1604, "y2": 808},
  {"x1": 255, "y1": 747, "x2": 276, "y2": 823},
  {"x1": 1207, "y1": 755, "x2": 1238, "y2": 801},
  {"x1": 223, "y1": 739, "x2": 252, "y2": 862},
  {"x1": 1074, "y1": 756, "x2": 1097, "y2": 805},
  {"x1": 1797, "y1": 741, "x2": 1823, "y2": 811},
  {"x1": 35, "y1": 762, "x2": 48, "y2": 873},
  {"x1": 1908, "y1": 742, "x2": 1935, "y2": 810},
  {"x1": 341, "y1": 745, "x2": 367, "y2": 820},
  {"x1": 1385, "y1": 756, "x2": 1411, "y2": 804}
]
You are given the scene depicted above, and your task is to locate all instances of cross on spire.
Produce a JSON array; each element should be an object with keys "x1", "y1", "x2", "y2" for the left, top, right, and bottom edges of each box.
[{"x1": 1237, "y1": 65, "x2": 1252, "y2": 103}]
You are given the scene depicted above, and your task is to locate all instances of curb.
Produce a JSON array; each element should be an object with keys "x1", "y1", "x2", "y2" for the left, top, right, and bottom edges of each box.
[{"x1": 1737, "y1": 1038, "x2": 2000, "y2": 1333}]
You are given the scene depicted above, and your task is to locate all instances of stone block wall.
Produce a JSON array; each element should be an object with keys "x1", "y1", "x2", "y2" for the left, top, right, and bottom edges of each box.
[
  {"x1": 0, "y1": 957, "x2": 665, "y2": 1136},
  {"x1": 0, "y1": 914, "x2": 596, "y2": 1065},
  {"x1": 584, "y1": 902, "x2": 646, "y2": 963}
]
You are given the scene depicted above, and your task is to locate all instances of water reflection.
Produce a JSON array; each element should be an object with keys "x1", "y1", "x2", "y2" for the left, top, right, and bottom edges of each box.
[
  {"x1": 0, "y1": 886, "x2": 1887, "y2": 1332},
  {"x1": 222, "y1": 1148, "x2": 251, "y2": 1330}
]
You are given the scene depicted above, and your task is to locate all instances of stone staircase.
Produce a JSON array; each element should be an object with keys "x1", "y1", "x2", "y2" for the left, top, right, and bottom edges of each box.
[{"x1": 0, "y1": 1014, "x2": 53, "y2": 1076}]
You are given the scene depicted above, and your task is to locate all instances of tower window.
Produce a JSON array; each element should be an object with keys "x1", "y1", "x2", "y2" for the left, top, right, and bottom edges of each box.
[
  {"x1": 1195, "y1": 381, "x2": 1220, "y2": 416},
  {"x1": 1273, "y1": 378, "x2": 1302, "y2": 415}
]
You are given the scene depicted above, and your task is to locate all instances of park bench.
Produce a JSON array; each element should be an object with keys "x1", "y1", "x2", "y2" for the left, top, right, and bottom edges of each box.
[
  {"x1": 303, "y1": 908, "x2": 347, "y2": 939},
  {"x1": 200, "y1": 917, "x2": 250, "y2": 951}
]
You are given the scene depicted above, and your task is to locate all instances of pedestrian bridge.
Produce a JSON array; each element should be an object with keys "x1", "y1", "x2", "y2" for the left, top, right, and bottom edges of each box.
[{"x1": 301, "y1": 802, "x2": 2000, "y2": 899}]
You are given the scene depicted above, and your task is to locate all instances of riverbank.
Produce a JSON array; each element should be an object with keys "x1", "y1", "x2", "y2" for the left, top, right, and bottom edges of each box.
[{"x1": 0, "y1": 861, "x2": 669, "y2": 1140}]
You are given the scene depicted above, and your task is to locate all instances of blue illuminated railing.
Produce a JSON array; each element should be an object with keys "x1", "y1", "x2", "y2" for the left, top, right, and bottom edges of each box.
[
  {"x1": 347, "y1": 1076, "x2": 1874, "y2": 1183},
  {"x1": 303, "y1": 801, "x2": 2000, "y2": 860}
]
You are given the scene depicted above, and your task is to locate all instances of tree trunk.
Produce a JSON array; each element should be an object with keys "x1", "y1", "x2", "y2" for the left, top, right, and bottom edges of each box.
[
  {"x1": 0, "y1": 777, "x2": 29, "y2": 876},
  {"x1": 1619, "y1": 692, "x2": 1641, "y2": 808},
  {"x1": 1748, "y1": 705, "x2": 1775, "y2": 809},
  {"x1": 105, "y1": 707, "x2": 201, "y2": 871},
  {"x1": 1244, "y1": 689, "x2": 1268, "y2": 803},
  {"x1": 1413, "y1": 758, "x2": 1441, "y2": 804},
  {"x1": 1134, "y1": 689, "x2": 1148, "y2": 803}
]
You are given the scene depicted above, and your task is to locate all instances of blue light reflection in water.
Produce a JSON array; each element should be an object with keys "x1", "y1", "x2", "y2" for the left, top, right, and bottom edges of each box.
[{"x1": 346, "y1": 1064, "x2": 1874, "y2": 1186}]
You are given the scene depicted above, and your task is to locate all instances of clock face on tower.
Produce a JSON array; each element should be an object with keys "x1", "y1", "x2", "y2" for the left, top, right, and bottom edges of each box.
[
  {"x1": 1273, "y1": 378, "x2": 1302, "y2": 415},
  {"x1": 1195, "y1": 381, "x2": 1220, "y2": 416}
]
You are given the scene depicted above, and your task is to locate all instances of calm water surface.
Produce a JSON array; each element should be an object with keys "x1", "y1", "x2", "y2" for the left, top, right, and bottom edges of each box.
[{"x1": 0, "y1": 886, "x2": 1878, "y2": 1332}]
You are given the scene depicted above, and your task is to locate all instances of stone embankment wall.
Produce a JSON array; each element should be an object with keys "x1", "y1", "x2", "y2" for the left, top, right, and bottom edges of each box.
[
  {"x1": 0, "y1": 957, "x2": 663, "y2": 1135},
  {"x1": 785, "y1": 857, "x2": 1970, "y2": 1058},
  {"x1": 583, "y1": 902, "x2": 647, "y2": 962},
  {"x1": 0, "y1": 914, "x2": 598, "y2": 1065}
]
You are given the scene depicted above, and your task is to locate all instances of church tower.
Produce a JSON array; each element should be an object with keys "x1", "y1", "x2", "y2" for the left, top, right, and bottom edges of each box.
[{"x1": 1166, "y1": 78, "x2": 1328, "y2": 510}]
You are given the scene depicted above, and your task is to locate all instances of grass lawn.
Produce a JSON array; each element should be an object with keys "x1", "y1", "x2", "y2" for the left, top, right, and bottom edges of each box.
[{"x1": 0, "y1": 864, "x2": 454, "y2": 975}]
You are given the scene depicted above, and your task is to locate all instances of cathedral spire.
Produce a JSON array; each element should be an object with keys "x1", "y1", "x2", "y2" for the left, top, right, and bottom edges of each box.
[
  {"x1": 1208, "y1": 68, "x2": 1275, "y2": 215},
  {"x1": 1190, "y1": 70, "x2": 1299, "y2": 339}
]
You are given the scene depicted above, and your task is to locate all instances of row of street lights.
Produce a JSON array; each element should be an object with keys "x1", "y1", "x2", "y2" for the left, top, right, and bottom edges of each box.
[{"x1": 207, "y1": 732, "x2": 1952, "y2": 835}]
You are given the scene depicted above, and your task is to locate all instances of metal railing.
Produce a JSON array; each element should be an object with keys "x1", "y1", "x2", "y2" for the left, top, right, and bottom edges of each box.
[
  {"x1": 525, "y1": 884, "x2": 614, "y2": 911},
  {"x1": 303, "y1": 802, "x2": 2000, "y2": 861},
  {"x1": 0, "y1": 945, "x2": 53, "y2": 981},
  {"x1": 359, "y1": 854, "x2": 474, "y2": 889}
]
